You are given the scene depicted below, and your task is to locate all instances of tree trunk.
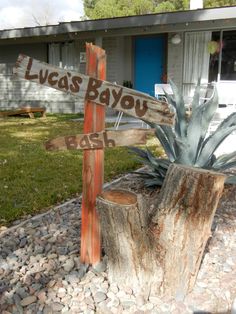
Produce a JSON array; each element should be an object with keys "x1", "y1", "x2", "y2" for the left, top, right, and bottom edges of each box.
[
  {"x1": 150, "y1": 164, "x2": 226, "y2": 300},
  {"x1": 97, "y1": 164, "x2": 226, "y2": 300},
  {"x1": 96, "y1": 189, "x2": 163, "y2": 298}
]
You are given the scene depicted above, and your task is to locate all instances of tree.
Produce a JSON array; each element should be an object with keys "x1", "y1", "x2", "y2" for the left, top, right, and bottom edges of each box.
[
  {"x1": 26, "y1": 0, "x2": 58, "y2": 26},
  {"x1": 204, "y1": 0, "x2": 236, "y2": 8},
  {"x1": 84, "y1": 0, "x2": 155, "y2": 19},
  {"x1": 83, "y1": 0, "x2": 235, "y2": 19}
]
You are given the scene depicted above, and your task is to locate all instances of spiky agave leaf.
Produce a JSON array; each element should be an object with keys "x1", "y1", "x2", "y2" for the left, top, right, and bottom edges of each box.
[
  {"x1": 134, "y1": 169, "x2": 165, "y2": 187},
  {"x1": 196, "y1": 125, "x2": 236, "y2": 167},
  {"x1": 226, "y1": 175, "x2": 236, "y2": 184},
  {"x1": 196, "y1": 112, "x2": 236, "y2": 167},
  {"x1": 212, "y1": 151, "x2": 236, "y2": 170},
  {"x1": 153, "y1": 126, "x2": 176, "y2": 162},
  {"x1": 214, "y1": 112, "x2": 236, "y2": 130},
  {"x1": 128, "y1": 146, "x2": 149, "y2": 159},
  {"x1": 219, "y1": 161, "x2": 236, "y2": 171},
  {"x1": 143, "y1": 177, "x2": 164, "y2": 187},
  {"x1": 129, "y1": 147, "x2": 169, "y2": 172},
  {"x1": 169, "y1": 80, "x2": 188, "y2": 139},
  {"x1": 186, "y1": 84, "x2": 218, "y2": 165},
  {"x1": 129, "y1": 146, "x2": 170, "y2": 186},
  {"x1": 191, "y1": 78, "x2": 201, "y2": 112},
  {"x1": 133, "y1": 167, "x2": 167, "y2": 187}
]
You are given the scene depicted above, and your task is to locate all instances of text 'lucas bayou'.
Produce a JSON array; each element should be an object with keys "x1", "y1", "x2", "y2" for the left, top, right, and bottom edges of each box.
[{"x1": 13, "y1": 54, "x2": 175, "y2": 126}]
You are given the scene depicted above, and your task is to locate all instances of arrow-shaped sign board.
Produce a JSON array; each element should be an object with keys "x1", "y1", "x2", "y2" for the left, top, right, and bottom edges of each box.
[
  {"x1": 45, "y1": 129, "x2": 155, "y2": 151},
  {"x1": 13, "y1": 55, "x2": 175, "y2": 126}
]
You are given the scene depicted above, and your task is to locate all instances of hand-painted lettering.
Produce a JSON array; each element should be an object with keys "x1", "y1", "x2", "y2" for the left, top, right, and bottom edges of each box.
[
  {"x1": 85, "y1": 77, "x2": 102, "y2": 101},
  {"x1": 39, "y1": 69, "x2": 48, "y2": 84},
  {"x1": 99, "y1": 88, "x2": 110, "y2": 106},
  {"x1": 90, "y1": 133, "x2": 103, "y2": 148},
  {"x1": 80, "y1": 135, "x2": 90, "y2": 149},
  {"x1": 111, "y1": 88, "x2": 123, "y2": 108},
  {"x1": 135, "y1": 99, "x2": 148, "y2": 117},
  {"x1": 65, "y1": 136, "x2": 78, "y2": 149},
  {"x1": 103, "y1": 132, "x2": 115, "y2": 147},
  {"x1": 25, "y1": 58, "x2": 38, "y2": 80},
  {"x1": 58, "y1": 75, "x2": 69, "y2": 91},
  {"x1": 120, "y1": 95, "x2": 134, "y2": 110},
  {"x1": 15, "y1": 55, "x2": 175, "y2": 126},
  {"x1": 70, "y1": 76, "x2": 83, "y2": 93},
  {"x1": 48, "y1": 72, "x2": 59, "y2": 86}
]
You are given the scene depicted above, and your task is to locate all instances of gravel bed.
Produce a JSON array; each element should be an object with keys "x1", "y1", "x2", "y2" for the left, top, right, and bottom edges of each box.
[{"x1": 0, "y1": 174, "x2": 235, "y2": 314}]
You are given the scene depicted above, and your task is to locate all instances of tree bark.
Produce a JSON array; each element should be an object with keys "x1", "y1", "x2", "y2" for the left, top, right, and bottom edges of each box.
[
  {"x1": 96, "y1": 189, "x2": 163, "y2": 297},
  {"x1": 97, "y1": 164, "x2": 226, "y2": 300},
  {"x1": 150, "y1": 164, "x2": 226, "y2": 300}
]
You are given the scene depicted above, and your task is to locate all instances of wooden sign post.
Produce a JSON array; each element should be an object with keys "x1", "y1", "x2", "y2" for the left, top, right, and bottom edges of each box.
[
  {"x1": 13, "y1": 47, "x2": 175, "y2": 266},
  {"x1": 80, "y1": 43, "x2": 106, "y2": 265}
]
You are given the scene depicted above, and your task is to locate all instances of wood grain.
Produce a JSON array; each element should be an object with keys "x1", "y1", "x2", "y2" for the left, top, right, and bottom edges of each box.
[
  {"x1": 80, "y1": 43, "x2": 106, "y2": 265},
  {"x1": 45, "y1": 129, "x2": 155, "y2": 151},
  {"x1": 13, "y1": 54, "x2": 175, "y2": 125}
]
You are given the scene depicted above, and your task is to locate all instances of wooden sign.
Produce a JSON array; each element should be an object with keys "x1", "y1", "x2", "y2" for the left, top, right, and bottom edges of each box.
[
  {"x1": 13, "y1": 54, "x2": 174, "y2": 126},
  {"x1": 45, "y1": 129, "x2": 154, "y2": 151}
]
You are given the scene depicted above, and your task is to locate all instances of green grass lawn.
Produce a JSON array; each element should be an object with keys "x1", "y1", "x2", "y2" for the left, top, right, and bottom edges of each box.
[{"x1": 0, "y1": 114, "x2": 162, "y2": 225}]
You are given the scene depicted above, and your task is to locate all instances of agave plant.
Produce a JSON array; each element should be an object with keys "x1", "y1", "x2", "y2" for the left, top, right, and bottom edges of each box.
[{"x1": 130, "y1": 80, "x2": 236, "y2": 187}]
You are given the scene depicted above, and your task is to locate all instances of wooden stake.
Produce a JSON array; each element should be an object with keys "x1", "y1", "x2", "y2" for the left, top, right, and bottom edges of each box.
[{"x1": 80, "y1": 43, "x2": 106, "y2": 265}]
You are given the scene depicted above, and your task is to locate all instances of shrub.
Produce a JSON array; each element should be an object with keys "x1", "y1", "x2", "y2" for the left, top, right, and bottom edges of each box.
[{"x1": 130, "y1": 80, "x2": 236, "y2": 187}]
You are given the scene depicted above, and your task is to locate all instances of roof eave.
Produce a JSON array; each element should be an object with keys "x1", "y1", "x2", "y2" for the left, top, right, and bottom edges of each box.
[{"x1": 0, "y1": 6, "x2": 236, "y2": 40}]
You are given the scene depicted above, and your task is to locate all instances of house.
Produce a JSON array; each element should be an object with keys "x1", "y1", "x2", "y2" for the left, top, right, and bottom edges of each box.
[{"x1": 0, "y1": 6, "x2": 236, "y2": 114}]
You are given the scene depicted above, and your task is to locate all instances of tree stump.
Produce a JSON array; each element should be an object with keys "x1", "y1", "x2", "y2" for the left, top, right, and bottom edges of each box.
[
  {"x1": 96, "y1": 189, "x2": 163, "y2": 297},
  {"x1": 150, "y1": 164, "x2": 226, "y2": 299},
  {"x1": 97, "y1": 164, "x2": 226, "y2": 300}
]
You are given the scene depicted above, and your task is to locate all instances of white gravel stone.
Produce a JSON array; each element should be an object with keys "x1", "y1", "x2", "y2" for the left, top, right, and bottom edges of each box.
[
  {"x1": 37, "y1": 291, "x2": 47, "y2": 304},
  {"x1": 196, "y1": 281, "x2": 208, "y2": 288},
  {"x1": 1, "y1": 184, "x2": 235, "y2": 314},
  {"x1": 94, "y1": 291, "x2": 107, "y2": 303},
  {"x1": 231, "y1": 298, "x2": 236, "y2": 314},
  {"x1": 62, "y1": 259, "x2": 75, "y2": 272},
  {"x1": 57, "y1": 287, "x2": 67, "y2": 298},
  {"x1": 51, "y1": 302, "x2": 64, "y2": 311},
  {"x1": 20, "y1": 296, "x2": 37, "y2": 307},
  {"x1": 107, "y1": 297, "x2": 120, "y2": 308},
  {"x1": 149, "y1": 296, "x2": 162, "y2": 305}
]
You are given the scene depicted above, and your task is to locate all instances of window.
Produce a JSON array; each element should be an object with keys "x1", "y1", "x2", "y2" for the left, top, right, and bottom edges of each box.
[
  {"x1": 48, "y1": 42, "x2": 78, "y2": 70},
  {"x1": 208, "y1": 32, "x2": 220, "y2": 82},
  {"x1": 209, "y1": 30, "x2": 236, "y2": 82},
  {"x1": 221, "y1": 31, "x2": 236, "y2": 81}
]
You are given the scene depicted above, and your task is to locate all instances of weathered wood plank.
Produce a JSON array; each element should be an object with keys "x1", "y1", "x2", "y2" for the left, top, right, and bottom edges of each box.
[
  {"x1": 0, "y1": 107, "x2": 46, "y2": 118},
  {"x1": 13, "y1": 54, "x2": 175, "y2": 125},
  {"x1": 80, "y1": 43, "x2": 106, "y2": 265},
  {"x1": 45, "y1": 129, "x2": 154, "y2": 151}
]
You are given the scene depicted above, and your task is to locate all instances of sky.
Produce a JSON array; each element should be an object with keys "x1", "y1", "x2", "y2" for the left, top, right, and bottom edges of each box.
[{"x1": 0, "y1": 0, "x2": 84, "y2": 30}]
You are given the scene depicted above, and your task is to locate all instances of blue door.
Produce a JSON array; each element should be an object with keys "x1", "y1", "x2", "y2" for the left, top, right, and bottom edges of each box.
[{"x1": 134, "y1": 36, "x2": 165, "y2": 97}]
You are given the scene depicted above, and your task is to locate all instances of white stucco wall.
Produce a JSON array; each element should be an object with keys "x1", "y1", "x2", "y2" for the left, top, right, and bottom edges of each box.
[{"x1": 0, "y1": 43, "x2": 81, "y2": 113}]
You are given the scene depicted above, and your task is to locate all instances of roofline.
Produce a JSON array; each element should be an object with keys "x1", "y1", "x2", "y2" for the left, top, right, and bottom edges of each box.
[{"x1": 1, "y1": 6, "x2": 236, "y2": 40}]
